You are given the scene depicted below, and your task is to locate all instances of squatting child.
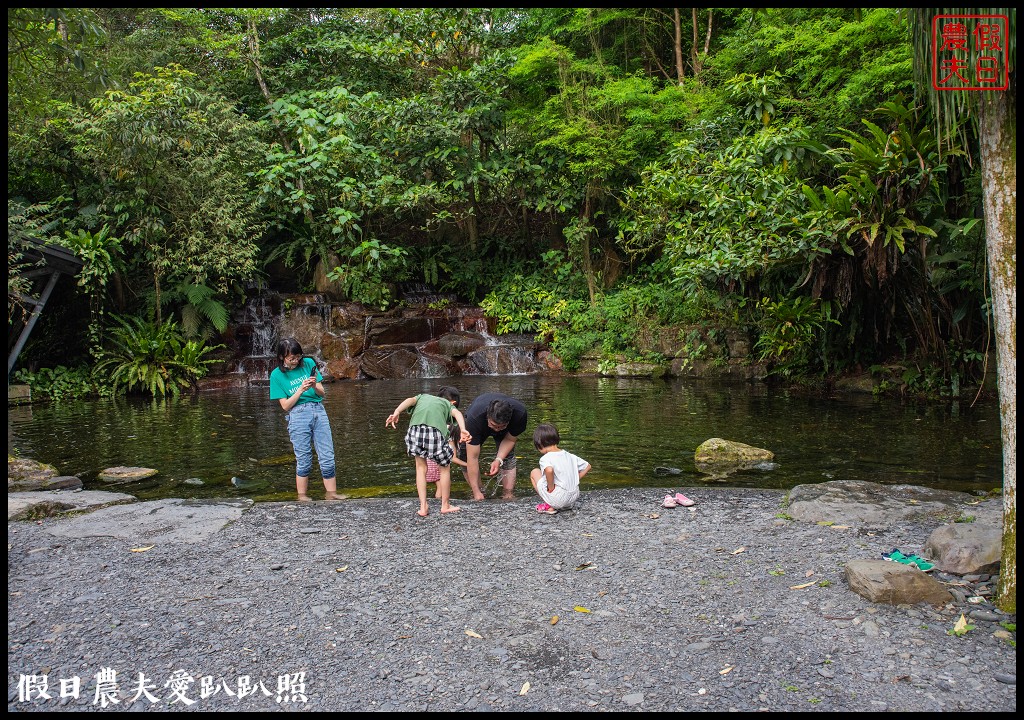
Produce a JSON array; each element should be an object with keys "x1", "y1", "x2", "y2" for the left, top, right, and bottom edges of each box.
[
  {"x1": 386, "y1": 387, "x2": 471, "y2": 517},
  {"x1": 530, "y1": 423, "x2": 590, "y2": 513}
]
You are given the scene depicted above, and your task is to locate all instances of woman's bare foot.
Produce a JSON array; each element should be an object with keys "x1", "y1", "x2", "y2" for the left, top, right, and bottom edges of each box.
[
  {"x1": 417, "y1": 506, "x2": 430, "y2": 517},
  {"x1": 441, "y1": 504, "x2": 461, "y2": 513},
  {"x1": 324, "y1": 492, "x2": 348, "y2": 501},
  {"x1": 297, "y1": 494, "x2": 311, "y2": 502}
]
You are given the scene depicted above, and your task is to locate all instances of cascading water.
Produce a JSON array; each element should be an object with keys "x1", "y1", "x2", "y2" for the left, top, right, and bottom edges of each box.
[
  {"x1": 227, "y1": 294, "x2": 284, "y2": 383},
  {"x1": 223, "y1": 291, "x2": 541, "y2": 384}
]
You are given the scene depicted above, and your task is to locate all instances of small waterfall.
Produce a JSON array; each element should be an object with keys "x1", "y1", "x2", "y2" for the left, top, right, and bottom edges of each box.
[
  {"x1": 228, "y1": 294, "x2": 284, "y2": 383},
  {"x1": 222, "y1": 293, "x2": 545, "y2": 384}
]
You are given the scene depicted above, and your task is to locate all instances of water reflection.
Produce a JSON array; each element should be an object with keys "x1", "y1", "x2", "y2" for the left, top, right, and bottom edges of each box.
[{"x1": 8, "y1": 375, "x2": 1002, "y2": 502}]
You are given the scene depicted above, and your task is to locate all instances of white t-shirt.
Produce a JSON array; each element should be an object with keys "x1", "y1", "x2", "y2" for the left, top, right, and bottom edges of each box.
[{"x1": 537, "y1": 449, "x2": 589, "y2": 508}]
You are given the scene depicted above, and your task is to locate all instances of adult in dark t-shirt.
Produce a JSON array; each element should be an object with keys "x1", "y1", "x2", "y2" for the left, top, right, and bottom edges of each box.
[{"x1": 463, "y1": 392, "x2": 528, "y2": 500}]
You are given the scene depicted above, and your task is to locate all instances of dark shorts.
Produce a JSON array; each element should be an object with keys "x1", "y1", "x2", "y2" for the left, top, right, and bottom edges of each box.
[{"x1": 405, "y1": 425, "x2": 454, "y2": 466}]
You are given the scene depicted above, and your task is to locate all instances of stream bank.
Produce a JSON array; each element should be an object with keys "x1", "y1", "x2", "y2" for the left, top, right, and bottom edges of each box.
[{"x1": 8, "y1": 485, "x2": 1014, "y2": 712}]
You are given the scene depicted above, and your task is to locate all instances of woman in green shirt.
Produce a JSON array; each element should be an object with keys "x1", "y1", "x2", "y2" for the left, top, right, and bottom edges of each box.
[{"x1": 269, "y1": 338, "x2": 342, "y2": 502}]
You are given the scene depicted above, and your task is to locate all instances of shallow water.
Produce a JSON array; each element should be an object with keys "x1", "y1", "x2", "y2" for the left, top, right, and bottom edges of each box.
[{"x1": 8, "y1": 375, "x2": 1002, "y2": 502}]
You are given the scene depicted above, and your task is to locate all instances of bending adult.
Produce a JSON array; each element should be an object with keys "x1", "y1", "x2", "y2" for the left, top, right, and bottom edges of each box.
[{"x1": 463, "y1": 392, "x2": 528, "y2": 500}]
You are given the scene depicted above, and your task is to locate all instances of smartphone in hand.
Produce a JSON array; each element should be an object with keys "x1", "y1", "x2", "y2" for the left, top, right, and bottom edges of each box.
[{"x1": 308, "y1": 360, "x2": 318, "y2": 378}]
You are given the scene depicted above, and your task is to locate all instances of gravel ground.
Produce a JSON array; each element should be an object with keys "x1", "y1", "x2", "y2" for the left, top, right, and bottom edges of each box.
[{"x1": 7, "y1": 487, "x2": 1017, "y2": 712}]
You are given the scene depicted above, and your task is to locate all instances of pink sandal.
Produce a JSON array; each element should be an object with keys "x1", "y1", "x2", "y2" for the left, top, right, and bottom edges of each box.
[
  {"x1": 674, "y1": 492, "x2": 695, "y2": 507},
  {"x1": 661, "y1": 494, "x2": 678, "y2": 508},
  {"x1": 536, "y1": 503, "x2": 557, "y2": 514}
]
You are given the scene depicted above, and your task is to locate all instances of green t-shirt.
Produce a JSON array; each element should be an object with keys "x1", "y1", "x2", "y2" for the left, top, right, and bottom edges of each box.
[
  {"x1": 408, "y1": 393, "x2": 454, "y2": 437},
  {"x1": 269, "y1": 357, "x2": 322, "y2": 406}
]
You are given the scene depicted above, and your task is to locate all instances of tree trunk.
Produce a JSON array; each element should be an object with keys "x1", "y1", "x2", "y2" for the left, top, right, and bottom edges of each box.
[
  {"x1": 153, "y1": 271, "x2": 162, "y2": 326},
  {"x1": 581, "y1": 197, "x2": 597, "y2": 306},
  {"x1": 673, "y1": 9, "x2": 685, "y2": 85},
  {"x1": 246, "y1": 19, "x2": 314, "y2": 228},
  {"x1": 979, "y1": 92, "x2": 1016, "y2": 614},
  {"x1": 691, "y1": 9, "x2": 713, "y2": 77}
]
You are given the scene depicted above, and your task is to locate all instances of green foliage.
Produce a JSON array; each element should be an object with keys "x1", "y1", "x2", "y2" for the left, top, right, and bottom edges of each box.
[
  {"x1": 755, "y1": 296, "x2": 838, "y2": 376},
  {"x1": 326, "y1": 239, "x2": 410, "y2": 309},
  {"x1": 4, "y1": 7, "x2": 994, "y2": 391},
  {"x1": 13, "y1": 365, "x2": 114, "y2": 402},
  {"x1": 828, "y1": 102, "x2": 942, "y2": 255},
  {"x1": 7, "y1": 201, "x2": 59, "y2": 323},
  {"x1": 93, "y1": 314, "x2": 221, "y2": 397},
  {"x1": 56, "y1": 224, "x2": 123, "y2": 354},
  {"x1": 79, "y1": 63, "x2": 265, "y2": 321},
  {"x1": 617, "y1": 124, "x2": 827, "y2": 288}
]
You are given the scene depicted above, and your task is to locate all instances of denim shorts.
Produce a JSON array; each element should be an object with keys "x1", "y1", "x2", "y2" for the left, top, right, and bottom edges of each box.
[{"x1": 285, "y1": 402, "x2": 336, "y2": 479}]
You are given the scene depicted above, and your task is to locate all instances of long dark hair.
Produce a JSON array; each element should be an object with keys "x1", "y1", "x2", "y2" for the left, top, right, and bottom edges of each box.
[{"x1": 276, "y1": 337, "x2": 304, "y2": 371}]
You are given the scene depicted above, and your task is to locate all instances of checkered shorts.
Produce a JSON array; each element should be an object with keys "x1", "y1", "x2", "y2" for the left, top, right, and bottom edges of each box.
[{"x1": 405, "y1": 425, "x2": 454, "y2": 466}]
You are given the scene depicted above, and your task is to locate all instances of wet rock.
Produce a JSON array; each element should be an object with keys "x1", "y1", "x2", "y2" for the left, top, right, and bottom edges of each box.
[
  {"x1": 8, "y1": 456, "x2": 59, "y2": 491},
  {"x1": 436, "y1": 331, "x2": 487, "y2": 358},
  {"x1": 97, "y1": 466, "x2": 159, "y2": 484},
  {"x1": 360, "y1": 347, "x2": 422, "y2": 379},
  {"x1": 694, "y1": 438, "x2": 774, "y2": 475},
  {"x1": 8, "y1": 490, "x2": 136, "y2": 519}
]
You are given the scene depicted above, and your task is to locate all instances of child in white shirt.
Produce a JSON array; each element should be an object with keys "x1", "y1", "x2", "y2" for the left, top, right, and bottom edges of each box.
[{"x1": 529, "y1": 423, "x2": 590, "y2": 513}]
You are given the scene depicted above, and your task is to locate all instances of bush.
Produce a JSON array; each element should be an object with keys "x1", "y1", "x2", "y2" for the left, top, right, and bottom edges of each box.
[
  {"x1": 13, "y1": 365, "x2": 113, "y2": 401},
  {"x1": 93, "y1": 315, "x2": 221, "y2": 397}
]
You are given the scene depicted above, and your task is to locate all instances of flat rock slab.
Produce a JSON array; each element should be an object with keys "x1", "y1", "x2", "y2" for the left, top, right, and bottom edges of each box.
[
  {"x1": 97, "y1": 466, "x2": 159, "y2": 484},
  {"x1": 787, "y1": 479, "x2": 972, "y2": 526},
  {"x1": 42, "y1": 498, "x2": 254, "y2": 544},
  {"x1": 8, "y1": 490, "x2": 137, "y2": 520}
]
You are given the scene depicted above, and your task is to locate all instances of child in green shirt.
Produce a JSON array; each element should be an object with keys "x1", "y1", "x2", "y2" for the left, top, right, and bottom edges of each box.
[{"x1": 385, "y1": 386, "x2": 471, "y2": 517}]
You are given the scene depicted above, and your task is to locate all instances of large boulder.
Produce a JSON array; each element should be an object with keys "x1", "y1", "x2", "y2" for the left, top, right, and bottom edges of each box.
[
  {"x1": 366, "y1": 316, "x2": 450, "y2": 346},
  {"x1": 43, "y1": 498, "x2": 254, "y2": 544},
  {"x1": 694, "y1": 438, "x2": 774, "y2": 475},
  {"x1": 467, "y1": 346, "x2": 537, "y2": 375},
  {"x1": 787, "y1": 479, "x2": 972, "y2": 526},
  {"x1": 845, "y1": 559, "x2": 952, "y2": 605},
  {"x1": 359, "y1": 347, "x2": 421, "y2": 379},
  {"x1": 436, "y1": 331, "x2": 487, "y2": 358},
  {"x1": 924, "y1": 522, "x2": 1002, "y2": 575}
]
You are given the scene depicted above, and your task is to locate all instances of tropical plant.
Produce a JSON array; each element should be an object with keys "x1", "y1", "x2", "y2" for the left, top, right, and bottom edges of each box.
[
  {"x1": 754, "y1": 296, "x2": 838, "y2": 376},
  {"x1": 93, "y1": 315, "x2": 221, "y2": 397},
  {"x1": 57, "y1": 224, "x2": 123, "y2": 354},
  {"x1": 326, "y1": 239, "x2": 410, "y2": 309},
  {"x1": 13, "y1": 365, "x2": 113, "y2": 401}
]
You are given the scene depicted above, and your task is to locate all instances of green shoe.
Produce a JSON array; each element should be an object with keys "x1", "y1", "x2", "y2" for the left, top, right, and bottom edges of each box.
[
  {"x1": 906, "y1": 555, "x2": 935, "y2": 572},
  {"x1": 882, "y1": 549, "x2": 911, "y2": 563}
]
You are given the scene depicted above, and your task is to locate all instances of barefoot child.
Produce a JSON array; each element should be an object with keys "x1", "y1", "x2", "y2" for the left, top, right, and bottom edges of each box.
[
  {"x1": 530, "y1": 423, "x2": 590, "y2": 513},
  {"x1": 386, "y1": 387, "x2": 471, "y2": 516}
]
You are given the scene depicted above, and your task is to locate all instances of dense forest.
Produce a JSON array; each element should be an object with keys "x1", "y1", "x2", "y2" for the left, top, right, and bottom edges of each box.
[{"x1": 5, "y1": 8, "x2": 1002, "y2": 398}]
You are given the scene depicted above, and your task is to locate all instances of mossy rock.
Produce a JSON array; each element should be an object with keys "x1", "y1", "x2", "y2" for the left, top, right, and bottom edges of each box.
[
  {"x1": 694, "y1": 438, "x2": 774, "y2": 475},
  {"x1": 8, "y1": 456, "x2": 60, "y2": 491}
]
